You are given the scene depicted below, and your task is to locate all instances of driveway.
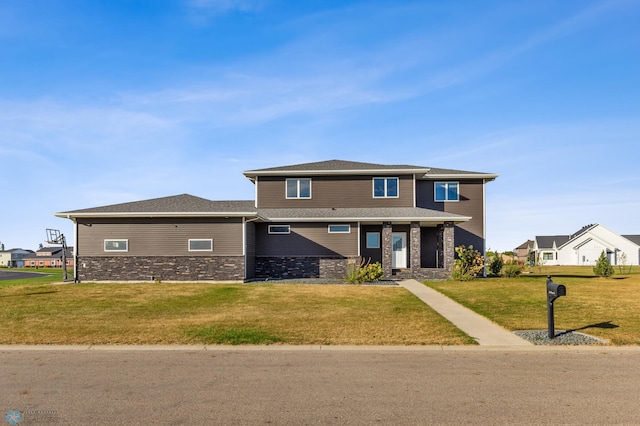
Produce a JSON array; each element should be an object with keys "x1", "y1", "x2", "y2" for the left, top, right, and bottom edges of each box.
[{"x1": 0, "y1": 270, "x2": 50, "y2": 281}]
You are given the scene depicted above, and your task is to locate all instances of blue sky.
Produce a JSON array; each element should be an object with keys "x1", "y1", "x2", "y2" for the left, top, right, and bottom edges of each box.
[{"x1": 1, "y1": 0, "x2": 639, "y2": 252}]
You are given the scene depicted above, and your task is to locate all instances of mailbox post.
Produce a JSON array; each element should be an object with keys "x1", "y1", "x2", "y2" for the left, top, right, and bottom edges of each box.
[{"x1": 546, "y1": 275, "x2": 566, "y2": 339}]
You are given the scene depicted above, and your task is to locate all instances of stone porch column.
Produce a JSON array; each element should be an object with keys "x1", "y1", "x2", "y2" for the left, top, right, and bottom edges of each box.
[
  {"x1": 410, "y1": 221, "x2": 421, "y2": 274},
  {"x1": 382, "y1": 222, "x2": 392, "y2": 279},
  {"x1": 443, "y1": 221, "x2": 455, "y2": 272}
]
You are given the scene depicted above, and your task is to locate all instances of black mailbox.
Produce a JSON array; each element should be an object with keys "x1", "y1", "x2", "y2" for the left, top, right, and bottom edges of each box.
[
  {"x1": 547, "y1": 282, "x2": 566, "y2": 302},
  {"x1": 546, "y1": 276, "x2": 566, "y2": 339}
]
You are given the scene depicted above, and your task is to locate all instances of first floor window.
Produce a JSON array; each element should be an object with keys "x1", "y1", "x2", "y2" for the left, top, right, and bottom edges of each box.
[
  {"x1": 286, "y1": 178, "x2": 312, "y2": 199},
  {"x1": 105, "y1": 239, "x2": 129, "y2": 252},
  {"x1": 328, "y1": 224, "x2": 350, "y2": 233},
  {"x1": 269, "y1": 225, "x2": 291, "y2": 234},
  {"x1": 435, "y1": 182, "x2": 459, "y2": 202},
  {"x1": 542, "y1": 252, "x2": 554, "y2": 261},
  {"x1": 373, "y1": 177, "x2": 399, "y2": 198},
  {"x1": 366, "y1": 232, "x2": 380, "y2": 249},
  {"x1": 189, "y1": 239, "x2": 213, "y2": 251}
]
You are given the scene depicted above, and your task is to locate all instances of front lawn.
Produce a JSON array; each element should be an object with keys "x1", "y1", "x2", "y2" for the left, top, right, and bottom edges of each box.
[
  {"x1": 0, "y1": 282, "x2": 475, "y2": 345},
  {"x1": 426, "y1": 269, "x2": 640, "y2": 345}
]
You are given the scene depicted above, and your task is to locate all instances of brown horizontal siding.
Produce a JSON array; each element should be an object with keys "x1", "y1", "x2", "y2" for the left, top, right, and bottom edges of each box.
[
  {"x1": 77, "y1": 217, "x2": 244, "y2": 257},
  {"x1": 416, "y1": 179, "x2": 486, "y2": 251},
  {"x1": 256, "y1": 175, "x2": 414, "y2": 208},
  {"x1": 255, "y1": 222, "x2": 358, "y2": 257}
]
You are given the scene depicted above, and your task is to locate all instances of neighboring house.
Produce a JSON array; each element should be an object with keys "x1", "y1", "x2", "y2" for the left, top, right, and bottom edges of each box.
[
  {"x1": 23, "y1": 246, "x2": 75, "y2": 268},
  {"x1": 531, "y1": 224, "x2": 640, "y2": 266},
  {"x1": 514, "y1": 240, "x2": 535, "y2": 264},
  {"x1": 0, "y1": 248, "x2": 34, "y2": 268},
  {"x1": 54, "y1": 160, "x2": 498, "y2": 282}
]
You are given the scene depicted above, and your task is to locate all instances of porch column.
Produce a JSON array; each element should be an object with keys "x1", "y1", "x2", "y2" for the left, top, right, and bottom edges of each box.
[
  {"x1": 382, "y1": 222, "x2": 393, "y2": 278},
  {"x1": 410, "y1": 221, "x2": 421, "y2": 275},
  {"x1": 442, "y1": 221, "x2": 455, "y2": 272}
]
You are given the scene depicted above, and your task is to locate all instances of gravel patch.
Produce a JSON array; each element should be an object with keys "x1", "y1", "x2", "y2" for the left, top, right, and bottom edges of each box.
[{"x1": 515, "y1": 330, "x2": 608, "y2": 345}]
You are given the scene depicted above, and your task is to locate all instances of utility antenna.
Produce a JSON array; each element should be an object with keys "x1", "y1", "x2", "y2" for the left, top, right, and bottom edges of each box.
[{"x1": 46, "y1": 229, "x2": 69, "y2": 281}]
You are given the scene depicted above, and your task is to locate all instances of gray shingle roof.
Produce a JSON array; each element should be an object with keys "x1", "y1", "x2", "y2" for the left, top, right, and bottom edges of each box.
[
  {"x1": 56, "y1": 194, "x2": 256, "y2": 217},
  {"x1": 535, "y1": 235, "x2": 572, "y2": 249},
  {"x1": 623, "y1": 235, "x2": 640, "y2": 245},
  {"x1": 257, "y1": 207, "x2": 470, "y2": 222},
  {"x1": 244, "y1": 159, "x2": 497, "y2": 180},
  {"x1": 245, "y1": 160, "x2": 428, "y2": 173}
]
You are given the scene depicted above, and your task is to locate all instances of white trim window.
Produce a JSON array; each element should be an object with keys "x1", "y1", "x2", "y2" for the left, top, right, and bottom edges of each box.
[
  {"x1": 328, "y1": 224, "x2": 350, "y2": 233},
  {"x1": 434, "y1": 182, "x2": 459, "y2": 202},
  {"x1": 268, "y1": 225, "x2": 291, "y2": 234},
  {"x1": 104, "y1": 239, "x2": 129, "y2": 252},
  {"x1": 189, "y1": 239, "x2": 213, "y2": 252},
  {"x1": 373, "y1": 177, "x2": 399, "y2": 198},
  {"x1": 286, "y1": 178, "x2": 312, "y2": 199},
  {"x1": 366, "y1": 232, "x2": 380, "y2": 249}
]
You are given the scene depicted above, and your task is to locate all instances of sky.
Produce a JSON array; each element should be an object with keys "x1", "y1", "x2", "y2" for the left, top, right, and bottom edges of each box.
[{"x1": 1, "y1": 0, "x2": 639, "y2": 253}]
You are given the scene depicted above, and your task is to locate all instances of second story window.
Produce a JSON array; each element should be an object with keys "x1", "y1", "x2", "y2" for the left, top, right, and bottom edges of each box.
[
  {"x1": 373, "y1": 177, "x2": 398, "y2": 198},
  {"x1": 286, "y1": 178, "x2": 312, "y2": 199},
  {"x1": 434, "y1": 182, "x2": 459, "y2": 202}
]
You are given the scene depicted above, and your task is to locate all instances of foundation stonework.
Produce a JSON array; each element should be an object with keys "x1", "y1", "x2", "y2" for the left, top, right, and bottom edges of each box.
[
  {"x1": 77, "y1": 256, "x2": 245, "y2": 282},
  {"x1": 254, "y1": 256, "x2": 349, "y2": 279}
]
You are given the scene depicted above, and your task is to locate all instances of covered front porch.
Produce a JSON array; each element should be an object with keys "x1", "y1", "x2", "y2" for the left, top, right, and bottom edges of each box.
[{"x1": 360, "y1": 221, "x2": 456, "y2": 280}]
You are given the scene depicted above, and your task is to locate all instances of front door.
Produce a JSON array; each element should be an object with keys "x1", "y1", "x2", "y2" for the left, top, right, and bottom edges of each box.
[{"x1": 392, "y1": 232, "x2": 407, "y2": 269}]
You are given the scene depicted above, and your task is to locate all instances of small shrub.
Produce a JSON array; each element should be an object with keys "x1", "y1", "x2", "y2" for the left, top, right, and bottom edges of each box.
[
  {"x1": 488, "y1": 256, "x2": 504, "y2": 276},
  {"x1": 593, "y1": 251, "x2": 615, "y2": 277},
  {"x1": 451, "y1": 245, "x2": 484, "y2": 281},
  {"x1": 345, "y1": 258, "x2": 383, "y2": 284},
  {"x1": 502, "y1": 261, "x2": 523, "y2": 278}
]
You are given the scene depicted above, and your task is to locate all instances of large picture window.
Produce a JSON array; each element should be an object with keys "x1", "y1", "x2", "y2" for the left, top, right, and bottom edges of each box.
[
  {"x1": 373, "y1": 177, "x2": 399, "y2": 198},
  {"x1": 189, "y1": 239, "x2": 213, "y2": 252},
  {"x1": 286, "y1": 178, "x2": 312, "y2": 199},
  {"x1": 104, "y1": 239, "x2": 128, "y2": 252},
  {"x1": 434, "y1": 182, "x2": 459, "y2": 202}
]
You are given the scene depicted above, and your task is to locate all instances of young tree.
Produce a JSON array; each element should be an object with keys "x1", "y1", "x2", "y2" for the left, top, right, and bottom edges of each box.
[{"x1": 593, "y1": 250, "x2": 615, "y2": 278}]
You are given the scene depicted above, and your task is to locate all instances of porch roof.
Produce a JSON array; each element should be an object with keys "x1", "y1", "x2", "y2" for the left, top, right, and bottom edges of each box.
[{"x1": 255, "y1": 207, "x2": 470, "y2": 224}]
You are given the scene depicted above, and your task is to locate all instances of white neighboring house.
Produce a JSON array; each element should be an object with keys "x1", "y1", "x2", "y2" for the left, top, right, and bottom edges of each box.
[{"x1": 533, "y1": 224, "x2": 640, "y2": 266}]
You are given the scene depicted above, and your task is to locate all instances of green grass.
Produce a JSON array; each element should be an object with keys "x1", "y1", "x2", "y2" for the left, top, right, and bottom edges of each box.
[
  {"x1": 0, "y1": 281, "x2": 474, "y2": 345},
  {"x1": 426, "y1": 268, "x2": 640, "y2": 345}
]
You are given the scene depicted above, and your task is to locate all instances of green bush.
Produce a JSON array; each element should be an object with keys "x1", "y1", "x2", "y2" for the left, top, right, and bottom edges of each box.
[
  {"x1": 488, "y1": 256, "x2": 504, "y2": 276},
  {"x1": 451, "y1": 245, "x2": 484, "y2": 281},
  {"x1": 502, "y1": 261, "x2": 523, "y2": 277},
  {"x1": 593, "y1": 251, "x2": 615, "y2": 277}
]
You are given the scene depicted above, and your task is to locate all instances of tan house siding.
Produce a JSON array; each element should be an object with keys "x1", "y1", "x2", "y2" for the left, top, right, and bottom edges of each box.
[
  {"x1": 77, "y1": 217, "x2": 244, "y2": 257},
  {"x1": 416, "y1": 179, "x2": 486, "y2": 251},
  {"x1": 256, "y1": 175, "x2": 414, "y2": 209},
  {"x1": 255, "y1": 222, "x2": 358, "y2": 257}
]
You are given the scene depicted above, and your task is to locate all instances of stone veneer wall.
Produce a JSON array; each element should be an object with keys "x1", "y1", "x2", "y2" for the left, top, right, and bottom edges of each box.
[
  {"x1": 255, "y1": 256, "x2": 350, "y2": 279},
  {"x1": 77, "y1": 256, "x2": 245, "y2": 282}
]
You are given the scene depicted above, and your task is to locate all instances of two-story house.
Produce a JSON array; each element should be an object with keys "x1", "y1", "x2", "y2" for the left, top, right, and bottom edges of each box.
[{"x1": 55, "y1": 160, "x2": 497, "y2": 282}]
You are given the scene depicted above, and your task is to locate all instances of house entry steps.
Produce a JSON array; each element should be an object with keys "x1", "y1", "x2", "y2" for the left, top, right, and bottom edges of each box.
[{"x1": 399, "y1": 280, "x2": 531, "y2": 346}]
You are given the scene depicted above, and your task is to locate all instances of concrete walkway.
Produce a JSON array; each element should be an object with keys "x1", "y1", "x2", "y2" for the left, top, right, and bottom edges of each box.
[{"x1": 399, "y1": 279, "x2": 532, "y2": 346}]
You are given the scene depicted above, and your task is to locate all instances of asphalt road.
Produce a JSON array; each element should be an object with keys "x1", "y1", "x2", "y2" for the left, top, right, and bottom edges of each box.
[
  {"x1": 0, "y1": 270, "x2": 49, "y2": 281},
  {"x1": 2, "y1": 347, "x2": 640, "y2": 425}
]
